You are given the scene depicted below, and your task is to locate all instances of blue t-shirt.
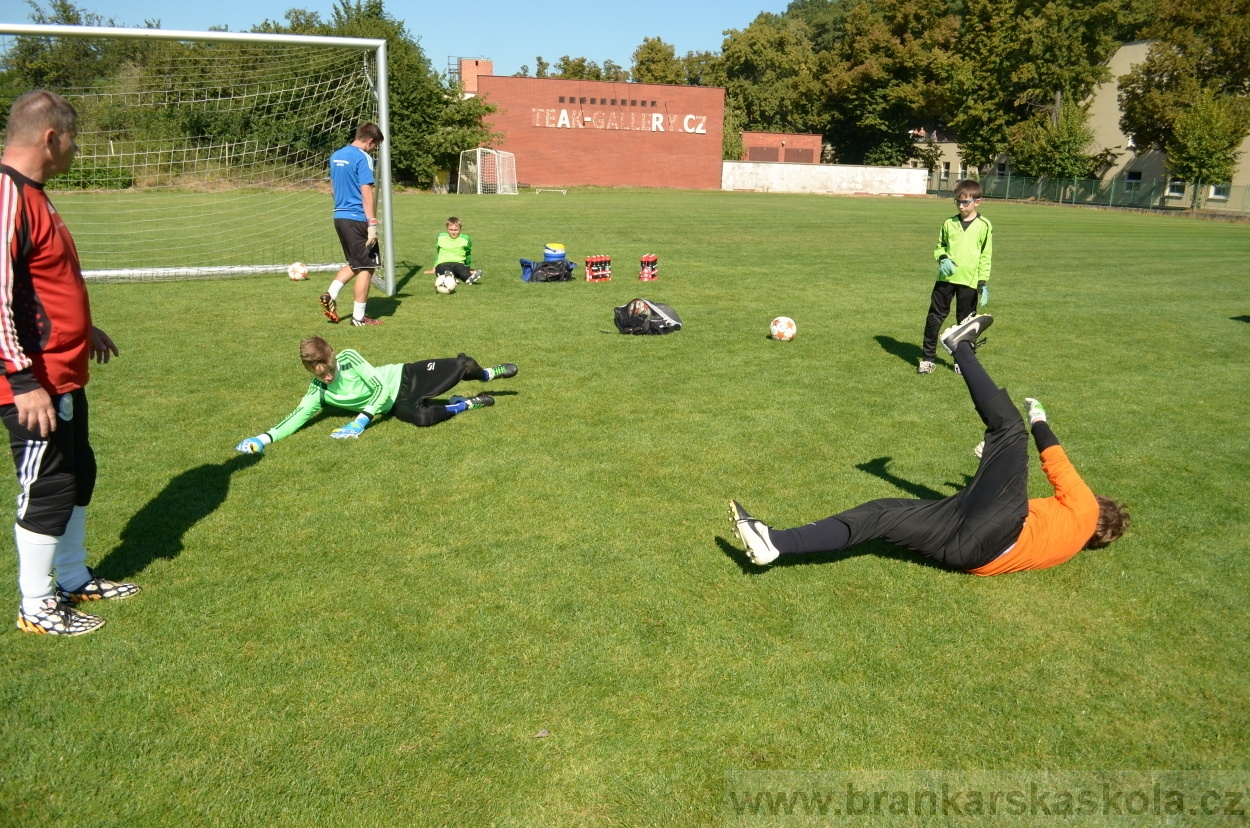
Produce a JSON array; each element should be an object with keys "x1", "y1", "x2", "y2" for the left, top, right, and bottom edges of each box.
[{"x1": 329, "y1": 145, "x2": 375, "y2": 221}]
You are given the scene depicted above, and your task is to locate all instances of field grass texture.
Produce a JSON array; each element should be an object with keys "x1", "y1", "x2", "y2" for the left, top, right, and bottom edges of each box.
[{"x1": 2, "y1": 189, "x2": 1247, "y2": 827}]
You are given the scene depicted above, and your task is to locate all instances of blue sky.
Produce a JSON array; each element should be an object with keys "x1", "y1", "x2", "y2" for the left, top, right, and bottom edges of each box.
[{"x1": 0, "y1": 0, "x2": 790, "y2": 77}]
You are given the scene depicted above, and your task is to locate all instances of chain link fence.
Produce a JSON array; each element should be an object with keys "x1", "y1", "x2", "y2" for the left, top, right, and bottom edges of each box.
[{"x1": 927, "y1": 171, "x2": 1250, "y2": 216}]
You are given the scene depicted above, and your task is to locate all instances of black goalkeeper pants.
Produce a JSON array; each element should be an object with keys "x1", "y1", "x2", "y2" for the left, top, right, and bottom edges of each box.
[
  {"x1": 0, "y1": 388, "x2": 96, "y2": 536},
  {"x1": 770, "y1": 343, "x2": 1030, "y2": 571},
  {"x1": 390, "y1": 354, "x2": 485, "y2": 427}
]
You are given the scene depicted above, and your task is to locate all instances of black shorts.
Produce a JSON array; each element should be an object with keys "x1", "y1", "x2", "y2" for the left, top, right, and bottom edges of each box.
[
  {"x1": 0, "y1": 387, "x2": 96, "y2": 536},
  {"x1": 334, "y1": 219, "x2": 380, "y2": 271},
  {"x1": 390, "y1": 356, "x2": 472, "y2": 426},
  {"x1": 836, "y1": 388, "x2": 1029, "y2": 570}
]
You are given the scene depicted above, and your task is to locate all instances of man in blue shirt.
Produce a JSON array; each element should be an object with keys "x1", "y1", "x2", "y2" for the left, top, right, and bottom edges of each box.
[{"x1": 320, "y1": 123, "x2": 384, "y2": 326}]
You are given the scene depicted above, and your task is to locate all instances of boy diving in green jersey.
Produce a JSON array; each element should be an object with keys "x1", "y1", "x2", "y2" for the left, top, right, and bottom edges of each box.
[{"x1": 235, "y1": 337, "x2": 517, "y2": 453}]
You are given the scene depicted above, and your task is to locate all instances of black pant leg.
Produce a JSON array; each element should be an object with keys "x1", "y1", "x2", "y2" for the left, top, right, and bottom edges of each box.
[
  {"x1": 922, "y1": 282, "x2": 956, "y2": 360},
  {"x1": 954, "y1": 284, "x2": 978, "y2": 324},
  {"x1": 391, "y1": 358, "x2": 471, "y2": 427}
]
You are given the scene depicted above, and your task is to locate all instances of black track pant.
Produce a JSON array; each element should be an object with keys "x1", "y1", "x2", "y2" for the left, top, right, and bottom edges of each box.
[
  {"x1": 434, "y1": 262, "x2": 472, "y2": 281},
  {"x1": 770, "y1": 343, "x2": 1037, "y2": 570},
  {"x1": 0, "y1": 388, "x2": 96, "y2": 536},
  {"x1": 921, "y1": 281, "x2": 979, "y2": 360},
  {"x1": 390, "y1": 354, "x2": 485, "y2": 427}
]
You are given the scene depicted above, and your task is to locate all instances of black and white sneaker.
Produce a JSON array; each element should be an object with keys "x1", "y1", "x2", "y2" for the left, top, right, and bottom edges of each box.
[
  {"x1": 16, "y1": 597, "x2": 105, "y2": 636},
  {"x1": 57, "y1": 567, "x2": 141, "y2": 604},
  {"x1": 485, "y1": 363, "x2": 517, "y2": 381},
  {"x1": 940, "y1": 314, "x2": 993, "y2": 355},
  {"x1": 466, "y1": 269, "x2": 483, "y2": 285},
  {"x1": 729, "y1": 500, "x2": 781, "y2": 565}
]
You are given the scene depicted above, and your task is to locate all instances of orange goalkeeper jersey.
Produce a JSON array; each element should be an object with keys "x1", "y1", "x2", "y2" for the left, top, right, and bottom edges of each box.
[{"x1": 970, "y1": 446, "x2": 1099, "y2": 576}]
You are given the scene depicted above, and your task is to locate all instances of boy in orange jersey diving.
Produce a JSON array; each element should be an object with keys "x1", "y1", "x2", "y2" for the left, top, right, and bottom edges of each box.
[{"x1": 730, "y1": 314, "x2": 1129, "y2": 574}]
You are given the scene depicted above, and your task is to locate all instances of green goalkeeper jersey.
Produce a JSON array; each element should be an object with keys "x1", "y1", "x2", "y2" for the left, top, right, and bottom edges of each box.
[
  {"x1": 433, "y1": 232, "x2": 473, "y2": 267},
  {"x1": 933, "y1": 213, "x2": 993, "y2": 288},
  {"x1": 265, "y1": 349, "x2": 402, "y2": 442}
]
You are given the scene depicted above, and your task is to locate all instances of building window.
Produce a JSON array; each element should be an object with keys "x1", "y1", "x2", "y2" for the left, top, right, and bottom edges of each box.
[
  {"x1": 997, "y1": 163, "x2": 1007, "y2": 176},
  {"x1": 590, "y1": 98, "x2": 597, "y2": 104},
  {"x1": 941, "y1": 162, "x2": 950, "y2": 180},
  {"x1": 1167, "y1": 178, "x2": 1186, "y2": 197},
  {"x1": 650, "y1": 101, "x2": 656, "y2": 106},
  {"x1": 1210, "y1": 183, "x2": 1231, "y2": 200},
  {"x1": 611, "y1": 99, "x2": 617, "y2": 105},
  {"x1": 630, "y1": 100, "x2": 637, "y2": 106},
  {"x1": 580, "y1": 97, "x2": 586, "y2": 104},
  {"x1": 1124, "y1": 171, "x2": 1142, "y2": 192},
  {"x1": 558, "y1": 97, "x2": 565, "y2": 103}
]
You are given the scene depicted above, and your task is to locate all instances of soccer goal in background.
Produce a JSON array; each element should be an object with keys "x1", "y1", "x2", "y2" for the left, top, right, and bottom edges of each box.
[
  {"x1": 457, "y1": 149, "x2": 517, "y2": 195},
  {"x1": 0, "y1": 24, "x2": 397, "y2": 295}
]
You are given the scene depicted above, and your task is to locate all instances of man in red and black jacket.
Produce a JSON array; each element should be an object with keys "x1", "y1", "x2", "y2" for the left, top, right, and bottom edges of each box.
[{"x1": 0, "y1": 90, "x2": 138, "y2": 636}]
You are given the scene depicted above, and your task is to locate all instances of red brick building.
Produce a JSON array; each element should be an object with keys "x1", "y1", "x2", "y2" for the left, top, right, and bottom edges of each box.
[
  {"x1": 741, "y1": 132, "x2": 823, "y2": 163},
  {"x1": 475, "y1": 75, "x2": 725, "y2": 189}
]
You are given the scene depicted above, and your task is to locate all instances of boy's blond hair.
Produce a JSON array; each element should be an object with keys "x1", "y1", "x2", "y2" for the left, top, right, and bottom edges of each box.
[{"x1": 299, "y1": 336, "x2": 334, "y2": 372}]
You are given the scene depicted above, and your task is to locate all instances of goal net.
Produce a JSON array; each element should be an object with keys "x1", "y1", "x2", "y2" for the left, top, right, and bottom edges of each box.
[
  {"x1": 457, "y1": 149, "x2": 518, "y2": 195},
  {"x1": 0, "y1": 25, "x2": 392, "y2": 284}
]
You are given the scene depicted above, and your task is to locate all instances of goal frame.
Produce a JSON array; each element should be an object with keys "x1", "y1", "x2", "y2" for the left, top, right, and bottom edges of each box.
[
  {"x1": 0, "y1": 23, "x2": 397, "y2": 296},
  {"x1": 457, "y1": 148, "x2": 518, "y2": 195}
]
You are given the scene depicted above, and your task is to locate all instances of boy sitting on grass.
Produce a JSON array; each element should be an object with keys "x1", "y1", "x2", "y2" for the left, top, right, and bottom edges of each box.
[
  {"x1": 235, "y1": 336, "x2": 516, "y2": 453},
  {"x1": 423, "y1": 216, "x2": 482, "y2": 285}
]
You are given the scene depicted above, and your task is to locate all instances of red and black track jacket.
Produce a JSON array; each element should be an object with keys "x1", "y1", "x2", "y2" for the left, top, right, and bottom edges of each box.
[{"x1": 0, "y1": 164, "x2": 92, "y2": 404}]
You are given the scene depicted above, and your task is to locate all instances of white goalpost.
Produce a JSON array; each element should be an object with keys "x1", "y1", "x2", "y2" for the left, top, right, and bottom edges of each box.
[
  {"x1": 0, "y1": 24, "x2": 396, "y2": 295},
  {"x1": 457, "y1": 148, "x2": 517, "y2": 195}
]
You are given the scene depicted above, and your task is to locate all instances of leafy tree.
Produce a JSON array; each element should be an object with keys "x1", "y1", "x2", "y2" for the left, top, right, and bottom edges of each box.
[
  {"x1": 718, "y1": 14, "x2": 827, "y2": 135},
  {"x1": 1165, "y1": 89, "x2": 1247, "y2": 208},
  {"x1": 631, "y1": 37, "x2": 685, "y2": 85},
  {"x1": 681, "y1": 50, "x2": 721, "y2": 86},
  {"x1": 1006, "y1": 99, "x2": 1106, "y2": 179},
  {"x1": 1118, "y1": 0, "x2": 1250, "y2": 152}
]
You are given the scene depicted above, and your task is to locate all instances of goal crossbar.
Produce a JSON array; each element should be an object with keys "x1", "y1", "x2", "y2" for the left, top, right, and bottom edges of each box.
[{"x1": 0, "y1": 24, "x2": 396, "y2": 295}]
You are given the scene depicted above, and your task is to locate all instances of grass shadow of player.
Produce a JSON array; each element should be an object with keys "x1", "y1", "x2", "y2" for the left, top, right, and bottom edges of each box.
[
  {"x1": 1232, "y1": 315, "x2": 1250, "y2": 324},
  {"x1": 874, "y1": 335, "x2": 946, "y2": 371},
  {"x1": 395, "y1": 262, "x2": 424, "y2": 293},
  {"x1": 715, "y1": 534, "x2": 947, "y2": 574},
  {"x1": 93, "y1": 453, "x2": 262, "y2": 581},
  {"x1": 855, "y1": 456, "x2": 950, "y2": 499}
]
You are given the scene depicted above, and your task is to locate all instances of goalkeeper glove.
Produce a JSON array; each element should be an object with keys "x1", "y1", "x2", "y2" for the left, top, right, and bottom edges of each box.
[
  {"x1": 938, "y1": 256, "x2": 957, "y2": 278},
  {"x1": 236, "y1": 435, "x2": 268, "y2": 454},
  {"x1": 978, "y1": 281, "x2": 989, "y2": 306},
  {"x1": 1024, "y1": 398, "x2": 1048, "y2": 426},
  {"x1": 366, "y1": 219, "x2": 379, "y2": 248},
  {"x1": 331, "y1": 413, "x2": 370, "y2": 439}
]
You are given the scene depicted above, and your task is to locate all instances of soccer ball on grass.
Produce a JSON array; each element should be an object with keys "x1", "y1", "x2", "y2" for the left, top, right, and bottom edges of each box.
[
  {"x1": 435, "y1": 273, "x2": 457, "y2": 294},
  {"x1": 770, "y1": 316, "x2": 797, "y2": 341},
  {"x1": 287, "y1": 262, "x2": 309, "y2": 281}
]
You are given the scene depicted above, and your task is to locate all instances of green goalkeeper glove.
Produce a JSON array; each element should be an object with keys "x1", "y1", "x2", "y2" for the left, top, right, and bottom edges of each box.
[
  {"x1": 938, "y1": 256, "x2": 957, "y2": 278},
  {"x1": 331, "y1": 413, "x2": 370, "y2": 439},
  {"x1": 1024, "y1": 398, "x2": 1047, "y2": 426},
  {"x1": 978, "y1": 281, "x2": 989, "y2": 306},
  {"x1": 236, "y1": 435, "x2": 268, "y2": 454}
]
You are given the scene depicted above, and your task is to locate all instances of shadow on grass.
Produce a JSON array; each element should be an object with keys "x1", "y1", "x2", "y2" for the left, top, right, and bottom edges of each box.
[
  {"x1": 874, "y1": 334, "x2": 946, "y2": 371},
  {"x1": 1232, "y1": 315, "x2": 1250, "y2": 324},
  {"x1": 395, "y1": 262, "x2": 424, "y2": 293},
  {"x1": 857, "y1": 457, "x2": 973, "y2": 497},
  {"x1": 715, "y1": 535, "x2": 947, "y2": 574},
  {"x1": 94, "y1": 453, "x2": 261, "y2": 581}
]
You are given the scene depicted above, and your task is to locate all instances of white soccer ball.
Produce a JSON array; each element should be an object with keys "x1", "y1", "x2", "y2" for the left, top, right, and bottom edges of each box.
[
  {"x1": 287, "y1": 262, "x2": 309, "y2": 281},
  {"x1": 770, "y1": 316, "x2": 797, "y2": 341},
  {"x1": 435, "y1": 273, "x2": 457, "y2": 294}
]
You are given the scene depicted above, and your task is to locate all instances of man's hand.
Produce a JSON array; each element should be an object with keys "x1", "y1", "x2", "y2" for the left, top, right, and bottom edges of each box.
[
  {"x1": 366, "y1": 219, "x2": 379, "y2": 249},
  {"x1": 331, "y1": 413, "x2": 370, "y2": 439},
  {"x1": 978, "y1": 281, "x2": 989, "y2": 306},
  {"x1": 938, "y1": 257, "x2": 957, "y2": 278},
  {"x1": 235, "y1": 437, "x2": 266, "y2": 454},
  {"x1": 90, "y1": 327, "x2": 119, "y2": 364},
  {"x1": 14, "y1": 387, "x2": 56, "y2": 437}
]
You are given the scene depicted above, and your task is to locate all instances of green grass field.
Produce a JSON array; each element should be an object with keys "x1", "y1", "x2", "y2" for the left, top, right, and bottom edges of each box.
[{"x1": 1, "y1": 189, "x2": 1248, "y2": 827}]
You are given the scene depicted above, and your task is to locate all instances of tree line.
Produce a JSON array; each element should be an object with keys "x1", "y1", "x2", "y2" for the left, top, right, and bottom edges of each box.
[{"x1": 525, "y1": 0, "x2": 1249, "y2": 187}]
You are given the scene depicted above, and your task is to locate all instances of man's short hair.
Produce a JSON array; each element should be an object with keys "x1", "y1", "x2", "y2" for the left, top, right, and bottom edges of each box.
[
  {"x1": 300, "y1": 336, "x2": 335, "y2": 371},
  {"x1": 4, "y1": 90, "x2": 77, "y2": 146},
  {"x1": 1085, "y1": 495, "x2": 1130, "y2": 549},
  {"x1": 954, "y1": 179, "x2": 982, "y2": 201},
  {"x1": 355, "y1": 123, "x2": 384, "y2": 144}
]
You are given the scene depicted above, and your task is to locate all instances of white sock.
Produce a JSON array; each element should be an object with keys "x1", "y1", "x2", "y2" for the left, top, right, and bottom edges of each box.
[
  {"x1": 327, "y1": 280, "x2": 345, "y2": 301},
  {"x1": 16, "y1": 523, "x2": 58, "y2": 613},
  {"x1": 53, "y1": 505, "x2": 90, "y2": 592},
  {"x1": 353, "y1": 302, "x2": 367, "y2": 321}
]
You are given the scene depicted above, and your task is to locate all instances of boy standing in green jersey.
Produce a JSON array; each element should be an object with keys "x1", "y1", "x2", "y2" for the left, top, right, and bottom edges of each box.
[
  {"x1": 424, "y1": 216, "x2": 481, "y2": 285},
  {"x1": 919, "y1": 179, "x2": 993, "y2": 374},
  {"x1": 234, "y1": 337, "x2": 517, "y2": 453}
]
